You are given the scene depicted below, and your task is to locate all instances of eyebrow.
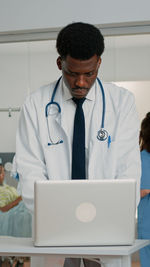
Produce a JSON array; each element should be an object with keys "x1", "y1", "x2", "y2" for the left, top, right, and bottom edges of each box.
[{"x1": 66, "y1": 68, "x2": 96, "y2": 75}]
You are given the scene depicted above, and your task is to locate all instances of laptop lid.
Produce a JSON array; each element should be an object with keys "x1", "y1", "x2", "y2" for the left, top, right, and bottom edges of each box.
[{"x1": 34, "y1": 179, "x2": 136, "y2": 246}]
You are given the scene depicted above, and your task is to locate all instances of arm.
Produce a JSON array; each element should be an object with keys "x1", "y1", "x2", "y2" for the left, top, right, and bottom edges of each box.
[
  {"x1": 140, "y1": 151, "x2": 150, "y2": 199},
  {"x1": 16, "y1": 95, "x2": 48, "y2": 213},
  {"x1": 140, "y1": 189, "x2": 150, "y2": 198},
  {"x1": 0, "y1": 166, "x2": 4, "y2": 185},
  {"x1": 0, "y1": 196, "x2": 22, "y2": 212}
]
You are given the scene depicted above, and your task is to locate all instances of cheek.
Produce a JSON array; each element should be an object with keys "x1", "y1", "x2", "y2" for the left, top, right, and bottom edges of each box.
[
  {"x1": 63, "y1": 74, "x2": 74, "y2": 88},
  {"x1": 88, "y1": 77, "x2": 97, "y2": 87}
]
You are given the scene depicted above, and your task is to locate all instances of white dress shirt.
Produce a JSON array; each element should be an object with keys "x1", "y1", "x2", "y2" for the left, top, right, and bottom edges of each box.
[{"x1": 62, "y1": 81, "x2": 97, "y2": 178}]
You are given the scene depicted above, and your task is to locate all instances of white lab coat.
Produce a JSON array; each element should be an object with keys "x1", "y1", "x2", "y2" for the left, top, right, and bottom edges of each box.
[{"x1": 16, "y1": 78, "x2": 141, "y2": 267}]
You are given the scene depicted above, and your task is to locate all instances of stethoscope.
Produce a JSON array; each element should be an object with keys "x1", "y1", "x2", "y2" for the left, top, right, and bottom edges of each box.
[{"x1": 45, "y1": 77, "x2": 110, "y2": 146}]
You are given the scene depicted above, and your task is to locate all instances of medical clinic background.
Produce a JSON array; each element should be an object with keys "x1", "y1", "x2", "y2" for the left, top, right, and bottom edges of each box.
[{"x1": 0, "y1": 1, "x2": 150, "y2": 267}]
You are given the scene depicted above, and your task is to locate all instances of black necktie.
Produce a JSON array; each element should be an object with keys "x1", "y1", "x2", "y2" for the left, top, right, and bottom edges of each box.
[{"x1": 72, "y1": 97, "x2": 86, "y2": 179}]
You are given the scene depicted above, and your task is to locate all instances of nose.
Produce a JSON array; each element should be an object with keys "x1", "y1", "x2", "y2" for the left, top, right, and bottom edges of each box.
[{"x1": 75, "y1": 75, "x2": 87, "y2": 88}]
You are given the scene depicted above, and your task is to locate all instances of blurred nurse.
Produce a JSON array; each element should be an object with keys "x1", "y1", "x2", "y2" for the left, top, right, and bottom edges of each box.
[{"x1": 138, "y1": 112, "x2": 150, "y2": 267}]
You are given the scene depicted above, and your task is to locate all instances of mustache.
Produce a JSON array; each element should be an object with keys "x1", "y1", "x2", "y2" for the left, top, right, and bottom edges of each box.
[{"x1": 72, "y1": 87, "x2": 89, "y2": 90}]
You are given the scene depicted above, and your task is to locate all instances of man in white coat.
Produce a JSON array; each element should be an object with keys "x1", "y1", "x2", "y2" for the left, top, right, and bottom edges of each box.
[{"x1": 16, "y1": 22, "x2": 141, "y2": 267}]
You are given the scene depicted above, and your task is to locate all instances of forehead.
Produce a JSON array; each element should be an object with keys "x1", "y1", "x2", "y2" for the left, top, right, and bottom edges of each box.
[{"x1": 62, "y1": 55, "x2": 99, "y2": 73}]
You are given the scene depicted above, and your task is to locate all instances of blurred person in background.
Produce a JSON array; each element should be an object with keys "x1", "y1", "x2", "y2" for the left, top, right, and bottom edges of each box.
[{"x1": 138, "y1": 112, "x2": 150, "y2": 267}]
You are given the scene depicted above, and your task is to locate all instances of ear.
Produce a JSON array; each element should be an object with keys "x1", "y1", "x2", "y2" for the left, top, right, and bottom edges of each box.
[
  {"x1": 57, "y1": 56, "x2": 62, "y2": 70},
  {"x1": 98, "y1": 57, "x2": 102, "y2": 67}
]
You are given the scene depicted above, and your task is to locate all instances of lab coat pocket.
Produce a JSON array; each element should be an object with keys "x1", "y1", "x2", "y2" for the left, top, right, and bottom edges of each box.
[
  {"x1": 103, "y1": 140, "x2": 117, "y2": 179},
  {"x1": 89, "y1": 139, "x2": 117, "y2": 180},
  {"x1": 44, "y1": 138, "x2": 70, "y2": 181}
]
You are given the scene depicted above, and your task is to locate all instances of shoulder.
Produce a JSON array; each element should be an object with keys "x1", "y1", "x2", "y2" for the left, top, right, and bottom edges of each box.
[
  {"x1": 103, "y1": 82, "x2": 134, "y2": 102},
  {"x1": 141, "y1": 150, "x2": 150, "y2": 173},
  {"x1": 23, "y1": 80, "x2": 57, "y2": 109},
  {"x1": 0, "y1": 184, "x2": 9, "y2": 193},
  {"x1": 141, "y1": 150, "x2": 150, "y2": 161},
  {"x1": 101, "y1": 82, "x2": 135, "y2": 115}
]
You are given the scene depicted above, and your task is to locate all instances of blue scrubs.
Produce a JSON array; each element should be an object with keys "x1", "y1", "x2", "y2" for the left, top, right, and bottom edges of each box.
[{"x1": 138, "y1": 150, "x2": 150, "y2": 267}]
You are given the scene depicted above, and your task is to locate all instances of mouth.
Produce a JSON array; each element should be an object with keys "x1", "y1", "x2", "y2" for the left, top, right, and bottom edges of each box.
[{"x1": 72, "y1": 88, "x2": 89, "y2": 98}]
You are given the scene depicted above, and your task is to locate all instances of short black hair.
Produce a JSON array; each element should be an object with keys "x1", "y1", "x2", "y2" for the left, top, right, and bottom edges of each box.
[{"x1": 56, "y1": 22, "x2": 104, "y2": 60}]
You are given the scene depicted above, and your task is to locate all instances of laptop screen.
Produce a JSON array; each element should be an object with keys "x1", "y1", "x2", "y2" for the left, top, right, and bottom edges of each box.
[{"x1": 34, "y1": 179, "x2": 136, "y2": 246}]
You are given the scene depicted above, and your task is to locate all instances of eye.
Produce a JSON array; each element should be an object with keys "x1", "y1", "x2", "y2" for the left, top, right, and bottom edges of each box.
[
  {"x1": 69, "y1": 72, "x2": 78, "y2": 77},
  {"x1": 65, "y1": 70, "x2": 77, "y2": 77},
  {"x1": 86, "y1": 72, "x2": 94, "y2": 77}
]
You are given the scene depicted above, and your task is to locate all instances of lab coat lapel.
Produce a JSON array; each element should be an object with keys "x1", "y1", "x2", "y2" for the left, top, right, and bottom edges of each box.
[
  {"x1": 88, "y1": 80, "x2": 116, "y2": 180},
  {"x1": 47, "y1": 78, "x2": 70, "y2": 135},
  {"x1": 44, "y1": 79, "x2": 71, "y2": 180},
  {"x1": 53, "y1": 79, "x2": 72, "y2": 154},
  {"x1": 88, "y1": 80, "x2": 105, "y2": 180}
]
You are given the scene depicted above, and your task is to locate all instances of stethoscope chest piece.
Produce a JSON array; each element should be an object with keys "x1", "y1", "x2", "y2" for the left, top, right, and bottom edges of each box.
[{"x1": 97, "y1": 129, "x2": 108, "y2": 141}]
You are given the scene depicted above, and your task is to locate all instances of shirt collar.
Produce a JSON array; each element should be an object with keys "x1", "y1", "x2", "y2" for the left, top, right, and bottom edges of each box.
[{"x1": 62, "y1": 79, "x2": 96, "y2": 101}]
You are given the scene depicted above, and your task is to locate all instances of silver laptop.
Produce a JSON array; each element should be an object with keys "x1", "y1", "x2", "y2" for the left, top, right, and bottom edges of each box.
[{"x1": 34, "y1": 179, "x2": 136, "y2": 246}]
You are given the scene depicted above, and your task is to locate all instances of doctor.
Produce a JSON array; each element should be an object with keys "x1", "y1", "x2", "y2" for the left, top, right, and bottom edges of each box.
[{"x1": 16, "y1": 22, "x2": 141, "y2": 267}]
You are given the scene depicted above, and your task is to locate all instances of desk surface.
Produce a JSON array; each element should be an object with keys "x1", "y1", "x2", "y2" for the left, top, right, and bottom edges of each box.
[{"x1": 0, "y1": 237, "x2": 149, "y2": 257}]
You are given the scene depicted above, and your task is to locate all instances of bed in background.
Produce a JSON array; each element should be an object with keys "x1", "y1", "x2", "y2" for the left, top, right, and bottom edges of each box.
[
  {"x1": 0, "y1": 152, "x2": 32, "y2": 238},
  {"x1": 0, "y1": 200, "x2": 32, "y2": 237}
]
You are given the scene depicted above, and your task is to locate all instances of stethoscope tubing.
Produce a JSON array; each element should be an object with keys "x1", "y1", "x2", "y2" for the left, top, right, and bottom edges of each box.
[
  {"x1": 45, "y1": 77, "x2": 62, "y2": 117},
  {"x1": 96, "y1": 78, "x2": 105, "y2": 129},
  {"x1": 45, "y1": 76, "x2": 105, "y2": 129},
  {"x1": 45, "y1": 76, "x2": 109, "y2": 145}
]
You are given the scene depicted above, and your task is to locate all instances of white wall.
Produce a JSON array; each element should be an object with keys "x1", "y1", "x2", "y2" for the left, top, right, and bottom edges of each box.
[
  {"x1": 101, "y1": 35, "x2": 150, "y2": 81},
  {"x1": 0, "y1": 0, "x2": 150, "y2": 32},
  {"x1": 115, "y1": 81, "x2": 150, "y2": 123}
]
